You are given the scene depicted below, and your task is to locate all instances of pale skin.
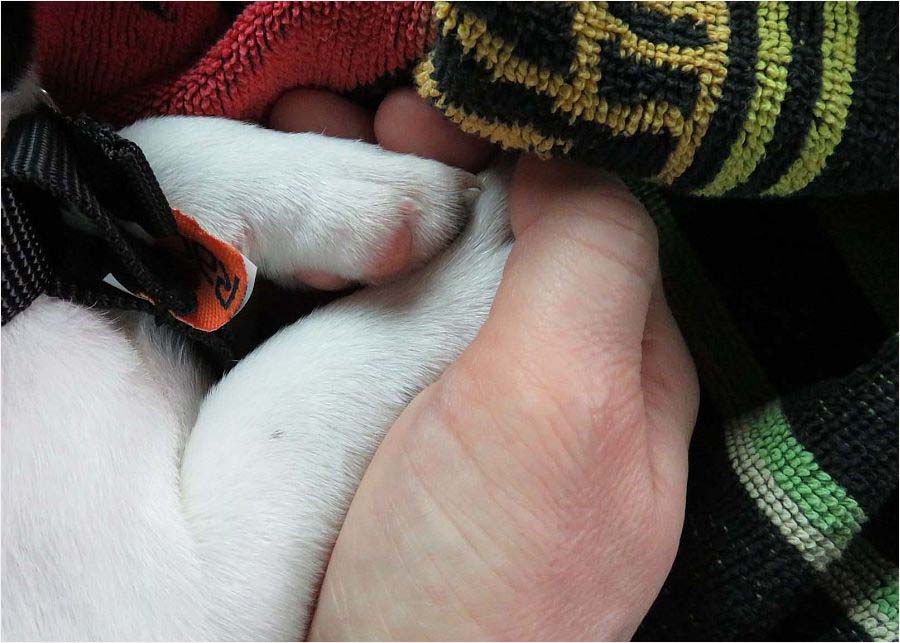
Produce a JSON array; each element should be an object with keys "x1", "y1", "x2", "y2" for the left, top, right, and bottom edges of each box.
[{"x1": 269, "y1": 87, "x2": 700, "y2": 640}]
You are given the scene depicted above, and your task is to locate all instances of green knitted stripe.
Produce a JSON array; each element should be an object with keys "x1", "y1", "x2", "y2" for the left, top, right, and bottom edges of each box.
[
  {"x1": 641, "y1": 182, "x2": 866, "y2": 558},
  {"x1": 727, "y1": 400, "x2": 867, "y2": 567},
  {"x1": 747, "y1": 403, "x2": 866, "y2": 547},
  {"x1": 763, "y1": 1, "x2": 860, "y2": 195},
  {"x1": 824, "y1": 542, "x2": 899, "y2": 641},
  {"x1": 696, "y1": 1, "x2": 793, "y2": 196},
  {"x1": 727, "y1": 405, "x2": 842, "y2": 570}
]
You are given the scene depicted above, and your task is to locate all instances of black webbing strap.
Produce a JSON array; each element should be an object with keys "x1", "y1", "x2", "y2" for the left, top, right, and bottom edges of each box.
[
  {"x1": 1, "y1": 108, "x2": 236, "y2": 366},
  {"x1": 1, "y1": 182, "x2": 50, "y2": 321}
]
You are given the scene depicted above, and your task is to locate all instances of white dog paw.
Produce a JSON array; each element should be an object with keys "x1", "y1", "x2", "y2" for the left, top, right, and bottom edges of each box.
[
  {"x1": 269, "y1": 137, "x2": 480, "y2": 287},
  {"x1": 120, "y1": 116, "x2": 477, "y2": 288}
]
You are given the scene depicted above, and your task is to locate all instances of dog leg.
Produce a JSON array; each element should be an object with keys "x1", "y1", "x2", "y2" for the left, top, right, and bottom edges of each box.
[
  {"x1": 120, "y1": 116, "x2": 478, "y2": 286},
  {"x1": 1, "y1": 298, "x2": 216, "y2": 640},
  {"x1": 3, "y1": 109, "x2": 507, "y2": 639},
  {"x1": 178, "y1": 167, "x2": 512, "y2": 638}
]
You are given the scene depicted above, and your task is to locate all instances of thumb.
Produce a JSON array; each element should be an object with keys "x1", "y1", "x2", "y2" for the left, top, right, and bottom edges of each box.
[
  {"x1": 476, "y1": 155, "x2": 695, "y2": 494},
  {"x1": 468, "y1": 156, "x2": 660, "y2": 402}
]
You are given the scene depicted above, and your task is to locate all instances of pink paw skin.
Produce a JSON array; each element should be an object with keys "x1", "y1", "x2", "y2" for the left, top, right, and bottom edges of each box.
[
  {"x1": 366, "y1": 223, "x2": 413, "y2": 284},
  {"x1": 296, "y1": 201, "x2": 419, "y2": 290},
  {"x1": 293, "y1": 270, "x2": 353, "y2": 291}
]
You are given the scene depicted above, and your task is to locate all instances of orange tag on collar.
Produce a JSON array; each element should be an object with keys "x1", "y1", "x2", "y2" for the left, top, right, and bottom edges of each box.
[{"x1": 103, "y1": 209, "x2": 257, "y2": 332}]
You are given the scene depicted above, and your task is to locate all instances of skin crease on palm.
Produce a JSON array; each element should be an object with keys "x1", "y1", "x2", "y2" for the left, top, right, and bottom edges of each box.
[{"x1": 269, "y1": 87, "x2": 699, "y2": 640}]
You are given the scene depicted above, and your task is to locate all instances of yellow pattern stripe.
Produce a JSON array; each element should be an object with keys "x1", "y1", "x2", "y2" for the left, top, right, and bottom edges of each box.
[
  {"x1": 582, "y1": 2, "x2": 731, "y2": 186},
  {"x1": 764, "y1": 1, "x2": 860, "y2": 196},
  {"x1": 587, "y1": 2, "x2": 732, "y2": 185},
  {"x1": 696, "y1": 2, "x2": 793, "y2": 196},
  {"x1": 433, "y1": 4, "x2": 686, "y2": 140},
  {"x1": 420, "y1": 1, "x2": 730, "y2": 185},
  {"x1": 415, "y1": 56, "x2": 575, "y2": 156}
]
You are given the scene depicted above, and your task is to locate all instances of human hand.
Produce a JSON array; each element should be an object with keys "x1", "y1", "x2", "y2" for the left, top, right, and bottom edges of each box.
[{"x1": 270, "y1": 87, "x2": 699, "y2": 640}]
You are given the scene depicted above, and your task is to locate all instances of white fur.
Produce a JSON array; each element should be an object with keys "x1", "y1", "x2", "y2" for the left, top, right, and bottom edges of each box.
[
  {"x1": 1, "y1": 112, "x2": 512, "y2": 640},
  {"x1": 119, "y1": 117, "x2": 479, "y2": 286}
]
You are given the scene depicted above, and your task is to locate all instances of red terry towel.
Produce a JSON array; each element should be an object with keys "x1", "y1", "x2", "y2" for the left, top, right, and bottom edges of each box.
[{"x1": 34, "y1": 1, "x2": 433, "y2": 127}]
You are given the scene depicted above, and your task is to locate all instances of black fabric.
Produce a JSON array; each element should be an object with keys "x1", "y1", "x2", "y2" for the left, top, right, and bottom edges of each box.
[
  {"x1": 636, "y1": 339, "x2": 898, "y2": 641},
  {"x1": 806, "y1": 2, "x2": 899, "y2": 197},
  {"x1": 866, "y1": 491, "x2": 900, "y2": 564},
  {"x1": 782, "y1": 338, "x2": 899, "y2": 517},
  {"x1": 636, "y1": 398, "x2": 821, "y2": 640},
  {"x1": 1, "y1": 108, "x2": 237, "y2": 367},
  {"x1": 670, "y1": 195, "x2": 892, "y2": 393},
  {"x1": 2, "y1": 109, "x2": 189, "y2": 316},
  {"x1": 595, "y1": 40, "x2": 700, "y2": 114},
  {"x1": 630, "y1": 189, "x2": 899, "y2": 642},
  {"x1": 428, "y1": 35, "x2": 675, "y2": 176},
  {"x1": 423, "y1": 2, "x2": 899, "y2": 197},
  {"x1": 605, "y1": 2, "x2": 713, "y2": 48},
  {"x1": 778, "y1": 586, "x2": 868, "y2": 641},
  {"x1": 454, "y1": 2, "x2": 579, "y2": 77},
  {"x1": 1, "y1": 183, "x2": 50, "y2": 322}
]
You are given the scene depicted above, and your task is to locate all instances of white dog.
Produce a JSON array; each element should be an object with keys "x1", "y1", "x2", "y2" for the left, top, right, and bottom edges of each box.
[{"x1": 1, "y1": 77, "x2": 513, "y2": 640}]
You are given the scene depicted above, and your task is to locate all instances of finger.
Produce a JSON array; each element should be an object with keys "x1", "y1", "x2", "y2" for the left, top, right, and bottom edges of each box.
[
  {"x1": 374, "y1": 87, "x2": 496, "y2": 172},
  {"x1": 508, "y1": 155, "x2": 640, "y2": 237},
  {"x1": 481, "y1": 156, "x2": 659, "y2": 388},
  {"x1": 269, "y1": 88, "x2": 376, "y2": 142}
]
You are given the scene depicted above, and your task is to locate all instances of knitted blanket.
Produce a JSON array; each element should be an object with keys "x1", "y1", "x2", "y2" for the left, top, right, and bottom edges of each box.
[{"x1": 30, "y1": 2, "x2": 899, "y2": 641}]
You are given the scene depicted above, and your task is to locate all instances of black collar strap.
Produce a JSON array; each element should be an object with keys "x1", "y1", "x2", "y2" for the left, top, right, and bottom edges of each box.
[{"x1": 1, "y1": 108, "x2": 237, "y2": 366}]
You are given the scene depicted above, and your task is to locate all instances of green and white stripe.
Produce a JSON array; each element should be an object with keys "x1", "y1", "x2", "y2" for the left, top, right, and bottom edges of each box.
[
  {"x1": 726, "y1": 401, "x2": 864, "y2": 570},
  {"x1": 639, "y1": 182, "x2": 896, "y2": 638}
]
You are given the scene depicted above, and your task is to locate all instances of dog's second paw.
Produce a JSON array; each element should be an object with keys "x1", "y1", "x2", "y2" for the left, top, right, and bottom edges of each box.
[
  {"x1": 274, "y1": 138, "x2": 480, "y2": 288},
  {"x1": 121, "y1": 117, "x2": 479, "y2": 290}
]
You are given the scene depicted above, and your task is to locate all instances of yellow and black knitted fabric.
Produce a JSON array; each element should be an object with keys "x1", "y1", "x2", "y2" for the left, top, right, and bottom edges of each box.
[{"x1": 417, "y1": 1, "x2": 897, "y2": 197}]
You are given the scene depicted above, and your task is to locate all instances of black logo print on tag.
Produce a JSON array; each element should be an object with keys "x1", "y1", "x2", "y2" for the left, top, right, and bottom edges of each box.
[{"x1": 183, "y1": 238, "x2": 242, "y2": 311}]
